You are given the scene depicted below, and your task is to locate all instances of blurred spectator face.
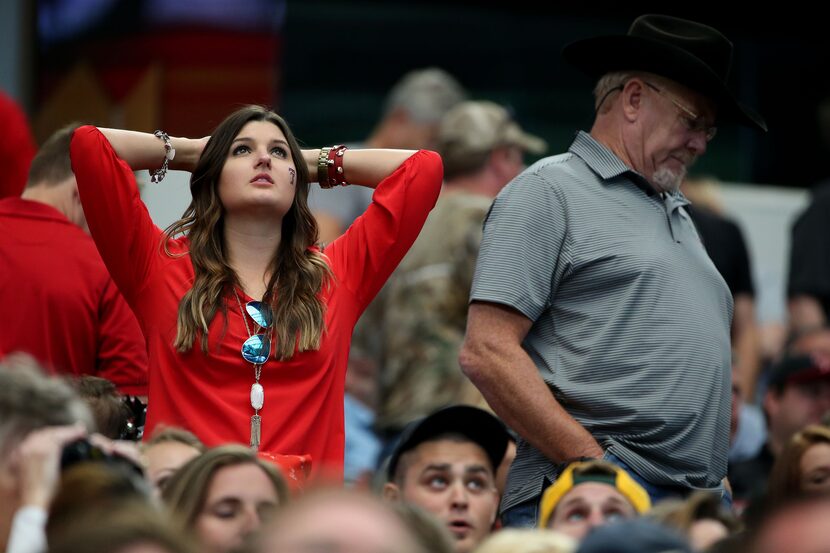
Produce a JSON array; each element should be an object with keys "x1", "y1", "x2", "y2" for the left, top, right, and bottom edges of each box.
[
  {"x1": 260, "y1": 491, "x2": 422, "y2": 553},
  {"x1": 766, "y1": 380, "x2": 830, "y2": 449},
  {"x1": 688, "y1": 518, "x2": 729, "y2": 551},
  {"x1": 143, "y1": 442, "x2": 201, "y2": 492},
  {"x1": 800, "y1": 441, "x2": 830, "y2": 493},
  {"x1": 118, "y1": 545, "x2": 180, "y2": 553},
  {"x1": 506, "y1": 146, "x2": 526, "y2": 177},
  {"x1": 754, "y1": 500, "x2": 830, "y2": 553},
  {"x1": 195, "y1": 463, "x2": 279, "y2": 553},
  {"x1": 546, "y1": 482, "x2": 637, "y2": 540},
  {"x1": 492, "y1": 145, "x2": 526, "y2": 185},
  {"x1": 388, "y1": 440, "x2": 499, "y2": 553},
  {"x1": 403, "y1": 120, "x2": 442, "y2": 151},
  {"x1": 791, "y1": 328, "x2": 830, "y2": 357},
  {"x1": 344, "y1": 352, "x2": 378, "y2": 410},
  {"x1": 381, "y1": 109, "x2": 444, "y2": 151}
]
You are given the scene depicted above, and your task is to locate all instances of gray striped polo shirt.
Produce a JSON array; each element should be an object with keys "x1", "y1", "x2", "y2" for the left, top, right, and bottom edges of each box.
[{"x1": 470, "y1": 131, "x2": 733, "y2": 512}]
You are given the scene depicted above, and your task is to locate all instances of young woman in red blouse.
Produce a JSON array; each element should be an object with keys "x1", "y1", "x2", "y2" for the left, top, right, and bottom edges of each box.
[{"x1": 70, "y1": 105, "x2": 443, "y2": 479}]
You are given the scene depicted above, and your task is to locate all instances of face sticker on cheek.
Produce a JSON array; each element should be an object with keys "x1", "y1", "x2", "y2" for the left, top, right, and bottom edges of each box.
[{"x1": 288, "y1": 167, "x2": 296, "y2": 185}]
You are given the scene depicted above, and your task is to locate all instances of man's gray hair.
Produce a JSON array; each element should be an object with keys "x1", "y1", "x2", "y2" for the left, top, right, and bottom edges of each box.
[
  {"x1": 384, "y1": 67, "x2": 467, "y2": 123},
  {"x1": 593, "y1": 71, "x2": 680, "y2": 113},
  {"x1": 0, "y1": 354, "x2": 93, "y2": 459},
  {"x1": 593, "y1": 71, "x2": 638, "y2": 112}
]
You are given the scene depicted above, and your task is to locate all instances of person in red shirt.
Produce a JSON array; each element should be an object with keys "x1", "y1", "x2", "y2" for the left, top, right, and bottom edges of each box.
[
  {"x1": 0, "y1": 125, "x2": 148, "y2": 395},
  {"x1": 0, "y1": 90, "x2": 37, "y2": 199},
  {"x1": 70, "y1": 105, "x2": 443, "y2": 479}
]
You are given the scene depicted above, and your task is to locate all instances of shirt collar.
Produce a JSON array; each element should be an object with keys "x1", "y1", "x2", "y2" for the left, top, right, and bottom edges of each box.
[
  {"x1": 0, "y1": 197, "x2": 72, "y2": 223},
  {"x1": 568, "y1": 131, "x2": 658, "y2": 197}
]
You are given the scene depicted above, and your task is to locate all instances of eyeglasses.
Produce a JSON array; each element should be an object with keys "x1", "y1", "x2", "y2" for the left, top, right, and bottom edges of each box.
[
  {"x1": 241, "y1": 300, "x2": 274, "y2": 365},
  {"x1": 596, "y1": 85, "x2": 623, "y2": 113},
  {"x1": 644, "y1": 81, "x2": 717, "y2": 142}
]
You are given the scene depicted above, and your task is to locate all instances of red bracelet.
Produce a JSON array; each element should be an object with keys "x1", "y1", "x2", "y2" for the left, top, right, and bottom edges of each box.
[{"x1": 325, "y1": 145, "x2": 348, "y2": 187}]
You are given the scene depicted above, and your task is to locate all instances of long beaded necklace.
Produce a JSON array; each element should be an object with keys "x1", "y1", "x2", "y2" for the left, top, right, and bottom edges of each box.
[{"x1": 234, "y1": 288, "x2": 272, "y2": 450}]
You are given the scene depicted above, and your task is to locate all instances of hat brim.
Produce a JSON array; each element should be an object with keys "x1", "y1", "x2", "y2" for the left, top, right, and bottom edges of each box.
[
  {"x1": 776, "y1": 364, "x2": 830, "y2": 387},
  {"x1": 768, "y1": 354, "x2": 830, "y2": 388},
  {"x1": 562, "y1": 35, "x2": 767, "y2": 132},
  {"x1": 506, "y1": 126, "x2": 548, "y2": 155},
  {"x1": 386, "y1": 406, "x2": 509, "y2": 481}
]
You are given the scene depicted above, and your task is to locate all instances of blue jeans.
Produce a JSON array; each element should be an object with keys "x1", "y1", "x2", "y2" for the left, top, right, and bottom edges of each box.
[
  {"x1": 501, "y1": 497, "x2": 539, "y2": 528},
  {"x1": 603, "y1": 451, "x2": 733, "y2": 509}
]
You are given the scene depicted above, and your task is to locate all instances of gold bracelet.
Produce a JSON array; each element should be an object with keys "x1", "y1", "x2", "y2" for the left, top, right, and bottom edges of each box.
[{"x1": 317, "y1": 147, "x2": 334, "y2": 189}]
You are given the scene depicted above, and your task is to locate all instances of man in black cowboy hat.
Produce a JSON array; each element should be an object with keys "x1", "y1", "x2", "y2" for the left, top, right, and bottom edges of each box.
[{"x1": 460, "y1": 14, "x2": 766, "y2": 527}]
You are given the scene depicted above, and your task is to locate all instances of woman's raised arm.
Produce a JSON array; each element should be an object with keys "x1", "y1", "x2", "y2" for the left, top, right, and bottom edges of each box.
[
  {"x1": 301, "y1": 148, "x2": 417, "y2": 189},
  {"x1": 98, "y1": 129, "x2": 208, "y2": 173}
]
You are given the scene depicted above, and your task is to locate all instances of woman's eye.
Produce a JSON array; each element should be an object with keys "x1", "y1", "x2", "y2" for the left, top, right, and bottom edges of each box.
[
  {"x1": 213, "y1": 507, "x2": 237, "y2": 519},
  {"x1": 232, "y1": 145, "x2": 251, "y2": 155},
  {"x1": 270, "y1": 146, "x2": 288, "y2": 158}
]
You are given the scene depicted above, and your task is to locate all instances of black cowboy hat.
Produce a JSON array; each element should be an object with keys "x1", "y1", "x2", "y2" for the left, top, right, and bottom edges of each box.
[{"x1": 562, "y1": 14, "x2": 767, "y2": 132}]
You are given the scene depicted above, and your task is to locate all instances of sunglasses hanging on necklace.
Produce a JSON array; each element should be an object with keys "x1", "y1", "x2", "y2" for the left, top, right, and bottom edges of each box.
[{"x1": 234, "y1": 288, "x2": 274, "y2": 450}]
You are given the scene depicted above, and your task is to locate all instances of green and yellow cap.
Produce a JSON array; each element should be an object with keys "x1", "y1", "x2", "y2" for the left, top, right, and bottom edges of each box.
[{"x1": 539, "y1": 459, "x2": 652, "y2": 527}]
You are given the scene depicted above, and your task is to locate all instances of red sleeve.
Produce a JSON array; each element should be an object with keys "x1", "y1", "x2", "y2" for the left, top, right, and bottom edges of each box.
[
  {"x1": 326, "y1": 150, "x2": 443, "y2": 310},
  {"x1": 0, "y1": 92, "x2": 36, "y2": 199},
  {"x1": 96, "y1": 278, "x2": 149, "y2": 396},
  {"x1": 70, "y1": 126, "x2": 164, "y2": 303}
]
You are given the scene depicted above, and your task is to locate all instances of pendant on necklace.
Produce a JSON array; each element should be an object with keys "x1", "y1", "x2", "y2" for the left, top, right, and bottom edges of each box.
[
  {"x1": 250, "y1": 414, "x2": 262, "y2": 450},
  {"x1": 251, "y1": 382, "x2": 264, "y2": 410},
  {"x1": 250, "y1": 383, "x2": 264, "y2": 450}
]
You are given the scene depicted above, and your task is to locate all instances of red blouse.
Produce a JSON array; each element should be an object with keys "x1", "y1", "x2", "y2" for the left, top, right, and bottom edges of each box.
[{"x1": 70, "y1": 126, "x2": 442, "y2": 478}]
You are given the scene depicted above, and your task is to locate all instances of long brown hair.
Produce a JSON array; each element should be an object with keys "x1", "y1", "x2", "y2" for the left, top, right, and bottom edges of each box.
[
  {"x1": 768, "y1": 424, "x2": 830, "y2": 503},
  {"x1": 164, "y1": 105, "x2": 331, "y2": 360}
]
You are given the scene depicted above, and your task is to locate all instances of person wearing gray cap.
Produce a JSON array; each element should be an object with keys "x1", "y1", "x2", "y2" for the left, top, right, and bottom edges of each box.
[
  {"x1": 326, "y1": 68, "x2": 468, "y2": 484},
  {"x1": 374, "y1": 100, "x2": 546, "y2": 444},
  {"x1": 460, "y1": 14, "x2": 766, "y2": 527},
  {"x1": 308, "y1": 67, "x2": 467, "y2": 244}
]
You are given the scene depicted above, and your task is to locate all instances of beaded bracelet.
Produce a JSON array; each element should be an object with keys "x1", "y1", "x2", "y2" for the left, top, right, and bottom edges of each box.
[
  {"x1": 317, "y1": 145, "x2": 348, "y2": 188},
  {"x1": 150, "y1": 130, "x2": 176, "y2": 184}
]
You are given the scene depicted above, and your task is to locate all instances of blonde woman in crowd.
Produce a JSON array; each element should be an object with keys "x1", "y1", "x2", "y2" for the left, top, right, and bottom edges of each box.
[{"x1": 162, "y1": 445, "x2": 288, "y2": 553}]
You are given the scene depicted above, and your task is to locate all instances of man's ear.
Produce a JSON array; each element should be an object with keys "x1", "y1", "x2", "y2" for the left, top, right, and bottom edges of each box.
[
  {"x1": 621, "y1": 79, "x2": 645, "y2": 123},
  {"x1": 382, "y1": 481, "x2": 402, "y2": 502}
]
